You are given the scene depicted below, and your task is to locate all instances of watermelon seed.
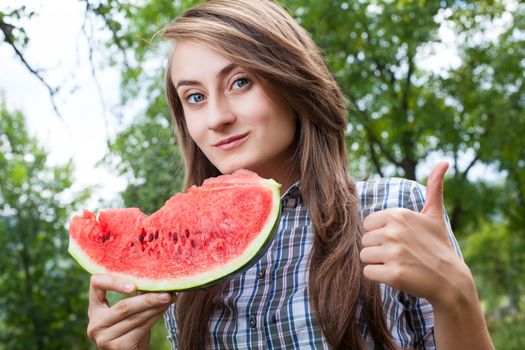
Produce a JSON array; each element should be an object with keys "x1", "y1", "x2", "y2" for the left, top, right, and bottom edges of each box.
[
  {"x1": 101, "y1": 231, "x2": 111, "y2": 243},
  {"x1": 139, "y1": 228, "x2": 146, "y2": 243},
  {"x1": 185, "y1": 229, "x2": 190, "y2": 238},
  {"x1": 155, "y1": 231, "x2": 159, "y2": 240},
  {"x1": 173, "y1": 233, "x2": 178, "y2": 243},
  {"x1": 149, "y1": 234, "x2": 154, "y2": 242}
]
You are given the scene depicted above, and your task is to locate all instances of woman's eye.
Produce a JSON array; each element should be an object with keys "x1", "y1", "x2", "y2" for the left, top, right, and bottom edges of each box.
[
  {"x1": 232, "y1": 77, "x2": 250, "y2": 90},
  {"x1": 187, "y1": 93, "x2": 205, "y2": 104}
]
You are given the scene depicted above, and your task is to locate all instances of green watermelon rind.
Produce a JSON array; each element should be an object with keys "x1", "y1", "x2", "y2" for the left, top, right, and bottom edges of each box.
[{"x1": 68, "y1": 177, "x2": 281, "y2": 292}]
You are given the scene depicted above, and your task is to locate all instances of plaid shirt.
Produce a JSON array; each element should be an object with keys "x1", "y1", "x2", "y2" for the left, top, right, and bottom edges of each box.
[{"x1": 164, "y1": 178, "x2": 462, "y2": 349}]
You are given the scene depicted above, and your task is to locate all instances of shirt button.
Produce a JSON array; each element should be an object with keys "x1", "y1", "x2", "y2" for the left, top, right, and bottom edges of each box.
[
  {"x1": 249, "y1": 315, "x2": 257, "y2": 329},
  {"x1": 257, "y1": 270, "x2": 266, "y2": 279}
]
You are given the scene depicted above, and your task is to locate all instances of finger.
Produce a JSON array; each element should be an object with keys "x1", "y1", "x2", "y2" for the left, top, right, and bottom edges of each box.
[
  {"x1": 124, "y1": 310, "x2": 165, "y2": 345},
  {"x1": 363, "y1": 211, "x2": 388, "y2": 232},
  {"x1": 361, "y1": 230, "x2": 384, "y2": 247},
  {"x1": 89, "y1": 274, "x2": 136, "y2": 309},
  {"x1": 101, "y1": 292, "x2": 174, "y2": 326},
  {"x1": 363, "y1": 264, "x2": 389, "y2": 284},
  {"x1": 128, "y1": 307, "x2": 166, "y2": 335},
  {"x1": 421, "y1": 161, "x2": 449, "y2": 218},
  {"x1": 360, "y1": 246, "x2": 385, "y2": 264},
  {"x1": 98, "y1": 305, "x2": 169, "y2": 345}
]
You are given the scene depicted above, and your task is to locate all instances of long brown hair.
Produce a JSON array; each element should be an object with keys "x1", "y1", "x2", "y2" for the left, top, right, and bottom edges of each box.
[{"x1": 162, "y1": 1, "x2": 398, "y2": 349}]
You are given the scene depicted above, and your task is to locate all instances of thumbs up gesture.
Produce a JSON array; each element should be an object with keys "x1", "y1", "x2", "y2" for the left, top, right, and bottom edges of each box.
[{"x1": 360, "y1": 162, "x2": 473, "y2": 306}]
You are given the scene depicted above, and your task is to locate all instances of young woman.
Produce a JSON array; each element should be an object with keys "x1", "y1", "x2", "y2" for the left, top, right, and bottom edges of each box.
[{"x1": 86, "y1": 1, "x2": 495, "y2": 349}]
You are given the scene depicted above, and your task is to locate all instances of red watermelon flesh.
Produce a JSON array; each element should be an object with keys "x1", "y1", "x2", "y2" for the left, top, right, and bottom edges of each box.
[{"x1": 68, "y1": 170, "x2": 281, "y2": 291}]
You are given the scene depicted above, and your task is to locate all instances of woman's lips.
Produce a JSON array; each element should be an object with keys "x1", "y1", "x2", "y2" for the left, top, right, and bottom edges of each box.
[{"x1": 214, "y1": 132, "x2": 249, "y2": 150}]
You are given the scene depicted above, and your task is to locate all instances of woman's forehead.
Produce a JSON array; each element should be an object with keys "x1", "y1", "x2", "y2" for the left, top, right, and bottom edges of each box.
[{"x1": 170, "y1": 41, "x2": 234, "y2": 83}]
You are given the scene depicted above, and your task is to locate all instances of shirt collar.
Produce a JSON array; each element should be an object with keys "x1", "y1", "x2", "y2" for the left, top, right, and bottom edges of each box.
[{"x1": 281, "y1": 181, "x2": 302, "y2": 209}]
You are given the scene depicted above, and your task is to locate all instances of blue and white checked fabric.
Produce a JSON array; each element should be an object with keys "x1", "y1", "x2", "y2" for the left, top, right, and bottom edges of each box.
[{"x1": 164, "y1": 178, "x2": 462, "y2": 349}]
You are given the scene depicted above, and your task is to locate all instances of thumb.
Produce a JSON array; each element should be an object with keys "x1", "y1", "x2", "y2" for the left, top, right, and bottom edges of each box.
[{"x1": 421, "y1": 161, "x2": 449, "y2": 218}]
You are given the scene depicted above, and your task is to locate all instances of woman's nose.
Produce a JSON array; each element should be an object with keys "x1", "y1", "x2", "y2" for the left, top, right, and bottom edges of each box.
[{"x1": 207, "y1": 95, "x2": 236, "y2": 131}]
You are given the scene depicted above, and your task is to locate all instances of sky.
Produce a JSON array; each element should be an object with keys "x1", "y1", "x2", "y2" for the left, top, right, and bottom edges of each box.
[{"x1": 1, "y1": 0, "x2": 509, "y2": 211}]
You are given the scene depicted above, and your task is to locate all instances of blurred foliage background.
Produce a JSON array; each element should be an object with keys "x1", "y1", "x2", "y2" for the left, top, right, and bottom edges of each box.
[{"x1": 1, "y1": 0, "x2": 524, "y2": 349}]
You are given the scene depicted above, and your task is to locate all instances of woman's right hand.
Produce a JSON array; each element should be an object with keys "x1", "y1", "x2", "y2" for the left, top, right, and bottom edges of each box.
[{"x1": 87, "y1": 274, "x2": 175, "y2": 350}]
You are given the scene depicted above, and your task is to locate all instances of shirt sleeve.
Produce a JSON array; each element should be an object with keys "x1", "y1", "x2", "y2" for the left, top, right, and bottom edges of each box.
[
  {"x1": 378, "y1": 282, "x2": 435, "y2": 349},
  {"x1": 164, "y1": 304, "x2": 180, "y2": 350}
]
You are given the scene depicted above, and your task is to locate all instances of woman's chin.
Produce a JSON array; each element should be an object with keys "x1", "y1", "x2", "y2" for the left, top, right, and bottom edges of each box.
[
  {"x1": 217, "y1": 164, "x2": 248, "y2": 175},
  {"x1": 217, "y1": 163, "x2": 260, "y2": 176}
]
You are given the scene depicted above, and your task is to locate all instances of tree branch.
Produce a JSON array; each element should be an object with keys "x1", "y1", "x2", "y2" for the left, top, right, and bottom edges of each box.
[
  {"x1": 363, "y1": 27, "x2": 398, "y2": 101},
  {"x1": 459, "y1": 111, "x2": 495, "y2": 181},
  {"x1": 346, "y1": 89, "x2": 403, "y2": 170},
  {"x1": 364, "y1": 122, "x2": 403, "y2": 168},
  {"x1": 368, "y1": 140, "x2": 385, "y2": 177},
  {"x1": 0, "y1": 17, "x2": 64, "y2": 122},
  {"x1": 461, "y1": 154, "x2": 479, "y2": 181},
  {"x1": 401, "y1": 55, "x2": 414, "y2": 116},
  {"x1": 398, "y1": 52, "x2": 418, "y2": 180},
  {"x1": 80, "y1": 0, "x2": 131, "y2": 71},
  {"x1": 80, "y1": 2, "x2": 111, "y2": 145}
]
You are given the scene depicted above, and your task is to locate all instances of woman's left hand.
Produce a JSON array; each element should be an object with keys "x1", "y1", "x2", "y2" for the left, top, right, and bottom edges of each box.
[{"x1": 359, "y1": 162, "x2": 474, "y2": 307}]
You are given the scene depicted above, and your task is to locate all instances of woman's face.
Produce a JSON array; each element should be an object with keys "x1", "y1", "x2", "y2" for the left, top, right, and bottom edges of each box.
[{"x1": 170, "y1": 40, "x2": 297, "y2": 183}]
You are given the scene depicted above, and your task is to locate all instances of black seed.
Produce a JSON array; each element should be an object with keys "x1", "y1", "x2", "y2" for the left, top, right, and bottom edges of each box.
[
  {"x1": 173, "y1": 233, "x2": 178, "y2": 243},
  {"x1": 155, "y1": 231, "x2": 159, "y2": 240},
  {"x1": 139, "y1": 228, "x2": 146, "y2": 243},
  {"x1": 102, "y1": 235, "x2": 107, "y2": 243},
  {"x1": 149, "y1": 234, "x2": 154, "y2": 242}
]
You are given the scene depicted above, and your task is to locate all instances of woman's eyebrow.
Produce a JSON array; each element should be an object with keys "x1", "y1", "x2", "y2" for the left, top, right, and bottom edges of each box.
[{"x1": 175, "y1": 63, "x2": 239, "y2": 89}]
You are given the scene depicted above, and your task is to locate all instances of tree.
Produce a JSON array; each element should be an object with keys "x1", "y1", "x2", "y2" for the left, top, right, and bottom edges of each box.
[
  {"x1": 0, "y1": 101, "x2": 93, "y2": 350},
  {"x1": 436, "y1": 2, "x2": 525, "y2": 232},
  {"x1": 101, "y1": 107, "x2": 185, "y2": 214},
  {"x1": 462, "y1": 220, "x2": 525, "y2": 350},
  {"x1": 283, "y1": 0, "x2": 523, "y2": 234}
]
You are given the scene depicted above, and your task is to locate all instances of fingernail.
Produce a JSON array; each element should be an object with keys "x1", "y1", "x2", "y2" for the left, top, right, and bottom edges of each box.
[
  {"x1": 123, "y1": 283, "x2": 134, "y2": 292},
  {"x1": 158, "y1": 293, "x2": 171, "y2": 302}
]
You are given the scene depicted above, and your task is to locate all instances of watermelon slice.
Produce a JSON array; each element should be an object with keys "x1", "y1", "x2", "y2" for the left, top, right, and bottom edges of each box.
[{"x1": 68, "y1": 170, "x2": 281, "y2": 291}]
